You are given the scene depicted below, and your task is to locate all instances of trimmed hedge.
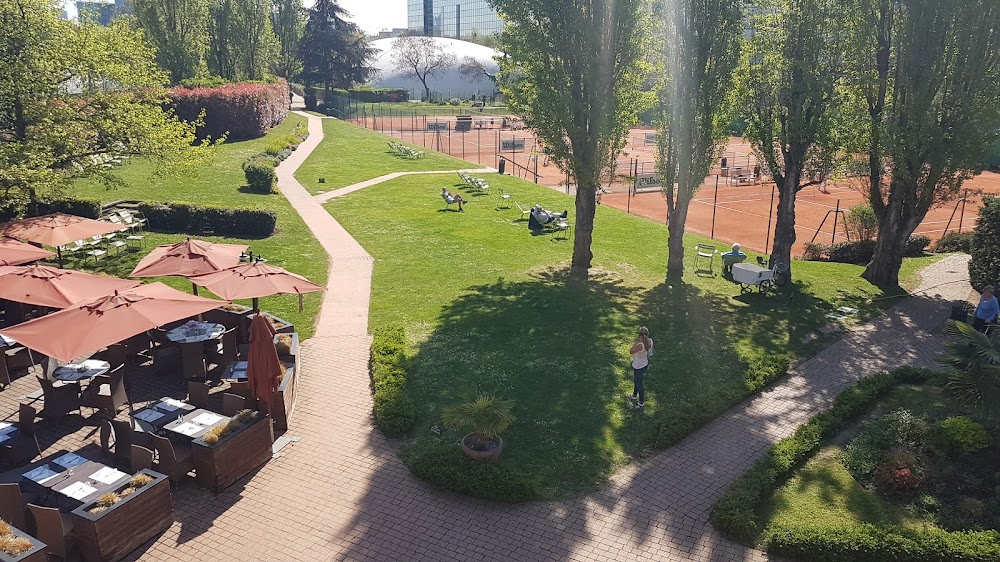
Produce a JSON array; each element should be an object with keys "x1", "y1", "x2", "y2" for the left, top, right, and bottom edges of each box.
[
  {"x1": 711, "y1": 366, "x2": 933, "y2": 543},
  {"x1": 711, "y1": 366, "x2": 1000, "y2": 561},
  {"x1": 240, "y1": 123, "x2": 308, "y2": 194},
  {"x1": 803, "y1": 236, "x2": 930, "y2": 263},
  {"x1": 0, "y1": 196, "x2": 103, "y2": 223},
  {"x1": 137, "y1": 202, "x2": 276, "y2": 238},
  {"x1": 169, "y1": 79, "x2": 290, "y2": 141},
  {"x1": 370, "y1": 324, "x2": 416, "y2": 436},
  {"x1": 242, "y1": 161, "x2": 277, "y2": 194},
  {"x1": 401, "y1": 438, "x2": 542, "y2": 503},
  {"x1": 934, "y1": 232, "x2": 973, "y2": 254}
]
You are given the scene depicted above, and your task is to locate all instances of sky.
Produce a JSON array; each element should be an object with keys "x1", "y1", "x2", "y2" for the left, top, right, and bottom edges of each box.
[{"x1": 313, "y1": 0, "x2": 408, "y2": 34}]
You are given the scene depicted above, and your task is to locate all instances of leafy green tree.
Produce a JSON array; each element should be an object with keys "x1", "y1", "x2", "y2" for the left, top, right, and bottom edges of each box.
[
  {"x1": 132, "y1": 0, "x2": 210, "y2": 84},
  {"x1": 969, "y1": 197, "x2": 1000, "y2": 291},
  {"x1": 655, "y1": 0, "x2": 743, "y2": 278},
  {"x1": 298, "y1": 0, "x2": 375, "y2": 106},
  {"x1": 0, "y1": 0, "x2": 212, "y2": 218},
  {"x1": 207, "y1": 0, "x2": 279, "y2": 81},
  {"x1": 270, "y1": 0, "x2": 304, "y2": 79},
  {"x1": 493, "y1": 0, "x2": 647, "y2": 274},
  {"x1": 736, "y1": 0, "x2": 851, "y2": 272},
  {"x1": 852, "y1": 0, "x2": 1000, "y2": 290}
]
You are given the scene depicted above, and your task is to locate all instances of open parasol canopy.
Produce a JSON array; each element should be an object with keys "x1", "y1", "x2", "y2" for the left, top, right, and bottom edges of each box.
[
  {"x1": 129, "y1": 239, "x2": 249, "y2": 279},
  {"x1": 0, "y1": 213, "x2": 124, "y2": 249},
  {"x1": 246, "y1": 313, "x2": 280, "y2": 414},
  {"x1": 188, "y1": 261, "x2": 324, "y2": 310},
  {"x1": 0, "y1": 282, "x2": 227, "y2": 362},
  {"x1": 0, "y1": 237, "x2": 56, "y2": 266},
  {"x1": 0, "y1": 265, "x2": 139, "y2": 309}
]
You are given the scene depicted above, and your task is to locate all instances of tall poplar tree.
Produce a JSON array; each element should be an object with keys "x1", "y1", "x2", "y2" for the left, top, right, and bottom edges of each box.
[
  {"x1": 493, "y1": 0, "x2": 647, "y2": 274},
  {"x1": 271, "y1": 0, "x2": 304, "y2": 79},
  {"x1": 132, "y1": 0, "x2": 210, "y2": 83}
]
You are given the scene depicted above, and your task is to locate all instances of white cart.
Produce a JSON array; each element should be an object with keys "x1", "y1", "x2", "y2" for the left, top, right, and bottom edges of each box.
[{"x1": 732, "y1": 263, "x2": 776, "y2": 294}]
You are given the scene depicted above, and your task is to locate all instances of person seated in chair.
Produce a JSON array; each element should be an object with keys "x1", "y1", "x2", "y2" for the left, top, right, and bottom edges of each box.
[
  {"x1": 528, "y1": 204, "x2": 567, "y2": 231},
  {"x1": 721, "y1": 243, "x2": 748, "y2": 278},
  {"x1": 441, "y1": 188, "x2": 467, "y2": 211},
  {"x1": 973, "y1": 285, "x2": 999, "y2": 333}
]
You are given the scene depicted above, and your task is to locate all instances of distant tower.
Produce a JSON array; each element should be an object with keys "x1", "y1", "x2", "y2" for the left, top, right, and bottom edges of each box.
[{"x1": 423, "y1": 0, "x2": 434, "y2": 36}]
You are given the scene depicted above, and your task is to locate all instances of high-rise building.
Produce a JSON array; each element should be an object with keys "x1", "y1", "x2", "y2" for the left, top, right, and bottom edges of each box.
[{"x1": 407, "y1": 0, "x2": 503, "y2": 40}]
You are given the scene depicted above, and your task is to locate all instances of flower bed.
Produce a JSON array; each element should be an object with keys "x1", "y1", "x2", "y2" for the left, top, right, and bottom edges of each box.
[
  {"x1": 191, "y1": 410, "x2": 274, "y2": 493},
  {"x1": 70, "y1": 470, "x2": 172, "y2": 562},
  {"x1": 271, "y1": 333, "x2": 299, "y2": 431}
]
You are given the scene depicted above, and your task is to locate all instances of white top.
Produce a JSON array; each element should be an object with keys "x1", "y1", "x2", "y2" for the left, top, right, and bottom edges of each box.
[{"x1": 632, "y1": 339, "x2": 653, "y2": 369}]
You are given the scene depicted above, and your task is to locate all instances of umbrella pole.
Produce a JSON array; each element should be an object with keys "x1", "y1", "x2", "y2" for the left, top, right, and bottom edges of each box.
[
  {"x1": 252, "y1": 297, "x2": 259, "y2": 313},
  {"x1": 57, "y1": 247, "x2": 63, "y2": 268},
  {"x1": 192, "y1": 283, "x2": 199, "y2": 296}
]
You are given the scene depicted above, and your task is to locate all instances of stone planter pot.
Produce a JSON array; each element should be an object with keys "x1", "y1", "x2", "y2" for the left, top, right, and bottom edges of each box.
[
  {"x1": 70, "y1": 470, "x2": 172, "y2": 562},
  {"x1": 461, "y1": 434, "x2": 504, "y2": 460},
  {"x1": 191, "y1": 413, "x2": 274, "y2": 493},
  {"x1": 0, "y1": 525, "x2": 46, "y2": 562}
]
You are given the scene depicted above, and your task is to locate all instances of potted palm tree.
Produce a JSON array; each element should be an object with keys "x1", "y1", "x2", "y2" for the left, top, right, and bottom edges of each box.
[
  {"x1": 944, "y1": 320, "x2": 1000, "y2": 421},
  {"x1": 442, "y1": 393, "x2": 515, "y2": 460}
]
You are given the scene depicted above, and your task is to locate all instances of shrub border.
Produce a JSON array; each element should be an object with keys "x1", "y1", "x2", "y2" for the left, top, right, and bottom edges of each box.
[
  {"x1": 370, "y1": 324, "x2": 416, "y2": 435},
  {"x1": 710, "y1": 366, "x2": 1000, "y2": 560}
]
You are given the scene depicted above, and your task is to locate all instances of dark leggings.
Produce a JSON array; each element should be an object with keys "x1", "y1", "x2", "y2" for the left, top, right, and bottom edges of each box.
[{"x1": 633, "y1": 365, "x2": 648, "y2": 403}]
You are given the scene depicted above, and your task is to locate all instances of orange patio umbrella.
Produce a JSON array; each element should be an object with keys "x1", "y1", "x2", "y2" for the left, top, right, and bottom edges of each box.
[
  {"x1": 129, "y1": 239, "x2": 249, "y2": 294},
  {"x1": 0, "y1": 213, "x2": 125, "y2": 266},
  {"x1": 0, "y1": 282, "x2": 227, "y2": 362},
  {"x1": 246, "y1": 314, "x2": 280, "y2": 414},
  {"x1": 0, "y1": 265, "x2": 139, "y2": 309},
  {"x1": 0, "y1": 237, "x2": 56, "y2": 266},
  {"x1": 188, "y1": 261, "x2": 324, "y2": 311}
]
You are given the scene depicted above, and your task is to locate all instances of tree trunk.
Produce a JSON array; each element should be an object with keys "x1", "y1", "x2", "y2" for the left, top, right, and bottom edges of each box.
[
  {"x1": 863, "y1": 197, "x2": 914, "y2": 290},
  {"x1": 666, "y1": 197, "x2": 690, "y2": 279},
  {"x1": 769, "y1": 174, "x2": 799, "y2": 270},
  {"x1": 572, "y1": 180, "x2": 597, "y2": 275}
]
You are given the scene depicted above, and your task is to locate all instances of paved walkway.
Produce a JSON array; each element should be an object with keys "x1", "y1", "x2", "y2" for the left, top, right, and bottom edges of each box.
[
  {"x1": 131, "y1": 110, "x2": 973, "y2": 562},
  {"x1": 314, "y1": 169, "x2": 496, "y2": 204}
]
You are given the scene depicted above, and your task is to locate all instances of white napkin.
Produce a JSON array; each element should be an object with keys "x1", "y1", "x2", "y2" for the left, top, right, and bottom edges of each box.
[
  {"x1": 89, "y1": 467, "x2": 128, "y2": 485},
  {"x1": 135, "y1": 410, "x2": 164, "y2": 423},
  {"x1": 157, "y1": 398, "x2": 186, "y2": 412},
  {"x1": 171, "y1": 422, "x2": 203, "y2": 436},
  {"x1": 192, "y1": 413, "x2": 224, "y2": 426},
  {"x1": 61, "y1": 481, "x2": 97, "y2": 500}
]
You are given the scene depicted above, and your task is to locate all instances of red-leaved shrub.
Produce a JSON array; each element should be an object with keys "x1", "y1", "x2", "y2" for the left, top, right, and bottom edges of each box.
[{"x1": 169, "y1": 80, "x2": 289, "y2": 140}]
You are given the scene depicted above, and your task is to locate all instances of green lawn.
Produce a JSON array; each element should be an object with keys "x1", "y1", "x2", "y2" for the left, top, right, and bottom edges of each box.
[
  {"x1": 325, "y1": 170, "x2": 937, "y2": 498},
  {"x1": 294, "y1": 118, "x2": 484, "y2": 194},
  {"x1": 358, "y1": 101, "x2": 510, "y2": 116},
  {"x1": 69, "y1": 114, "x2": 327, "y2": 339}
]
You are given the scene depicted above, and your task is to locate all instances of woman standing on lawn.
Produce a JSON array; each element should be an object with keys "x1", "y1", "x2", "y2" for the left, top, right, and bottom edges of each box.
[{"x1": 630, "y1": 326, "x2": 653, "y2": 409}]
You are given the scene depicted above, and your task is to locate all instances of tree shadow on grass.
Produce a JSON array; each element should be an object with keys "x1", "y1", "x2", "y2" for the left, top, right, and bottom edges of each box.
[{"x1": 405, "y1": 267, "x2": 633, "y2": 496}]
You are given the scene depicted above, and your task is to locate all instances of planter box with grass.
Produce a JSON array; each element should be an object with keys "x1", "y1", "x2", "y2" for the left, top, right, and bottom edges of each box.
[
  {"x1": 0, "y1": 522, "x2": 45, "y2": 562},
  {"x1": 191, "y1": 411, "x2": 274, "y2": 493},
  {"x1": 272, "y1": 332, "x2": 299, "y2": 431},
  {"x1": 70, "y1": 470, "x2": 172, "y2": 562},
  {"x1": 263, "y1": 312, "x2": 294, "y2": 334}
]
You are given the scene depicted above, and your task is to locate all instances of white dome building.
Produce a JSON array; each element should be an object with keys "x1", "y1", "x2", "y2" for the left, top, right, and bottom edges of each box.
[{"x1": 368, "y1": 37, "x2": 501, "y2": 100}]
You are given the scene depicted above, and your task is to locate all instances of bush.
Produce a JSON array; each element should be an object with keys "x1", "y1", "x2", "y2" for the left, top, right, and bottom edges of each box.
[
  {"x1": 401, "y1": 439, "x2": 542, "y2": 503},
  {"x1": 137, "y1": 202, "x2": 276, "y2": 238},
  {"x1": 169, "y1": 79, "x2": 290, "y2": 140},
  {"x1": 370, "y1": 324, "x2": 416, "y2": 436},
  {"x1": 842, "y1": 409, "x2": 927, "y2": 482},
  {"x1": 845, "y1": 204, "x2": 878, "y2": 241},
  {"x1": 969, "y1": 197, "x2": 1000, "y2": 291},
  {"x1": 829, "y1": 239, "x2": 877, "y2": 264},
  {"x1": 905, "y1": 235, "x2": 931, "y2": 257},
  {"x1": 711, "y1": 367, "x2": 935, "y2": 543},
  {"x1": 263, "y1": 140, "x2": 289, "y2": 157},
  {"x1": 767, "y1": 522, "x2": 1000, "y2": 562},
  {"x1": 35, "y1": 196, "x2": 102, "y2": 219},
  {"x1": 243, "y1": 161, "x2": 277, "y2": 194},
  {"x1": 935, "y1": 232, "x2": 974, "y2": 254},
  {"x1": 931, "y1": 417, "x2": 991, "y2": 455},
  {"x1": 803, "y1": 242, "x2": 828, "y2": 261},
  {"x1": 178, "y1": 76, "x2": 228, "y2": 89},
  {"x1": 874, "y1": 449, "x2": 923, "y2": 492}
]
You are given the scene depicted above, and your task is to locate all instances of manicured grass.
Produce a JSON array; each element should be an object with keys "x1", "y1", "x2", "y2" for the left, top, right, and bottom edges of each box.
[
  {"x1": 294, "y1": 118, "x2": 484, "y2": 194},
  {"x1": 362, "y1": 101, "x2": 510, "y2": 116},
  {"x1": 69, "y1": 114, "x2": 327, "y2": 339},
  {"x1": 326, "y1": 170, "x2": 935, "y2": 498}
]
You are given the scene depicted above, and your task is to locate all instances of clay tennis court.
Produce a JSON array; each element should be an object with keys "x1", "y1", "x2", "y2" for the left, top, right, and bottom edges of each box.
[{"x1": 350, "y1": 112, "x2": 1000, "y2": 256}]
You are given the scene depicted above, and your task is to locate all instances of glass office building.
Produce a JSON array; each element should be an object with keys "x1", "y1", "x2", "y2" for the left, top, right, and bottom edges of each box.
[{"x1": 407, "y1": 0, "x2": 503, "y2": 40}]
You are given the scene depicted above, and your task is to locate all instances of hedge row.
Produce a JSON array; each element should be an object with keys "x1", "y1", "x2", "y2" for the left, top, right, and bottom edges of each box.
[
  {"x1": 137, "y1": 202, "x2": 276, "y2": 238},
  {"x1": 803, "y1": 236, "x2": 930, "y2": 264},
  {"x1": 370, "y1": 324, "x2": 416, "y2": 436},
  {"x1": 0, "y1": 196, "x2": 104, "y2": 222},
  {"x1": 242, "y1": 122, "x2": 309, "y2": 194},
  {"x1": 170, "y1": 79, "x2": 290, "y2": 141},
  {"x1": 710, "y1": 366, "x2": 1000, "y2": 561},
  {"x1": 401, "y1": 438, "x2": 542, "y2": 503},
  {"x1": 934, "y1": 232, "x2": 973, "y2": 254}
]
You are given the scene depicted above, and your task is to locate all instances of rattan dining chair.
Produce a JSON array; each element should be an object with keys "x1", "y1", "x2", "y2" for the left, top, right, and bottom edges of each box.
[
  {"x1": 149, "y1": 434, "x2": 194, "y2": 485},
  {"x1": 221, "y1": 392, "x2": 246, "y2": 417},
  {"x1": 130, "y1": 445, "x2": 155, "y2": 471},
  {"x1": 178, "y1": 341, "x2": 207, "y2": 380},
  {"x1": 36, "y1": 376, "x2": 81, "y2": 419},
  {"x1": 0, "y1": 483, "x2": 27, "y2": 531},
  {"x1": 81, "y1": 364, "x2": 129, "y2": 417},
  {"x1": 28, "y1": 503, "x2": 74, "y2": 559},
  {"x1": 187, "y1": 381, "x2": 210, "y2": 409}
]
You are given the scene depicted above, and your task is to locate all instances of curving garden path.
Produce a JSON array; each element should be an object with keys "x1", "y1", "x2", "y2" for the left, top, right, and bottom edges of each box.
[{"x1": 133, "y1": 110, "x2": 974, "y2": 562}]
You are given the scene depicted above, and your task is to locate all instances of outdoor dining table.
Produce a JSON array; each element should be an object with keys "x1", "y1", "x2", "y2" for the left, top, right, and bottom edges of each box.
[
  {"x1": 166, "y1": 321, "x2": 225, "y2": 344},
  {"x1": 162, "y1": 408, "x2": 230, "y2": 440},
  {"x1": 220, "y1": 360, "x2": 248, "y2": 381},
  {"x1": 0, "y1": 334, "x2": 15, "y2": 347},
  {"x1": 21, "y1": 452, "x2": 131, "y2": 509},
  {"x1": 0, "y1": 421, "x2": 19, "y2": 445},
  {"x1": 52, "y1": 359, "x2": 109, "y2": 383},
  {"x1": 132, "y1": 397, "x2": 197, "y2": 433}
]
